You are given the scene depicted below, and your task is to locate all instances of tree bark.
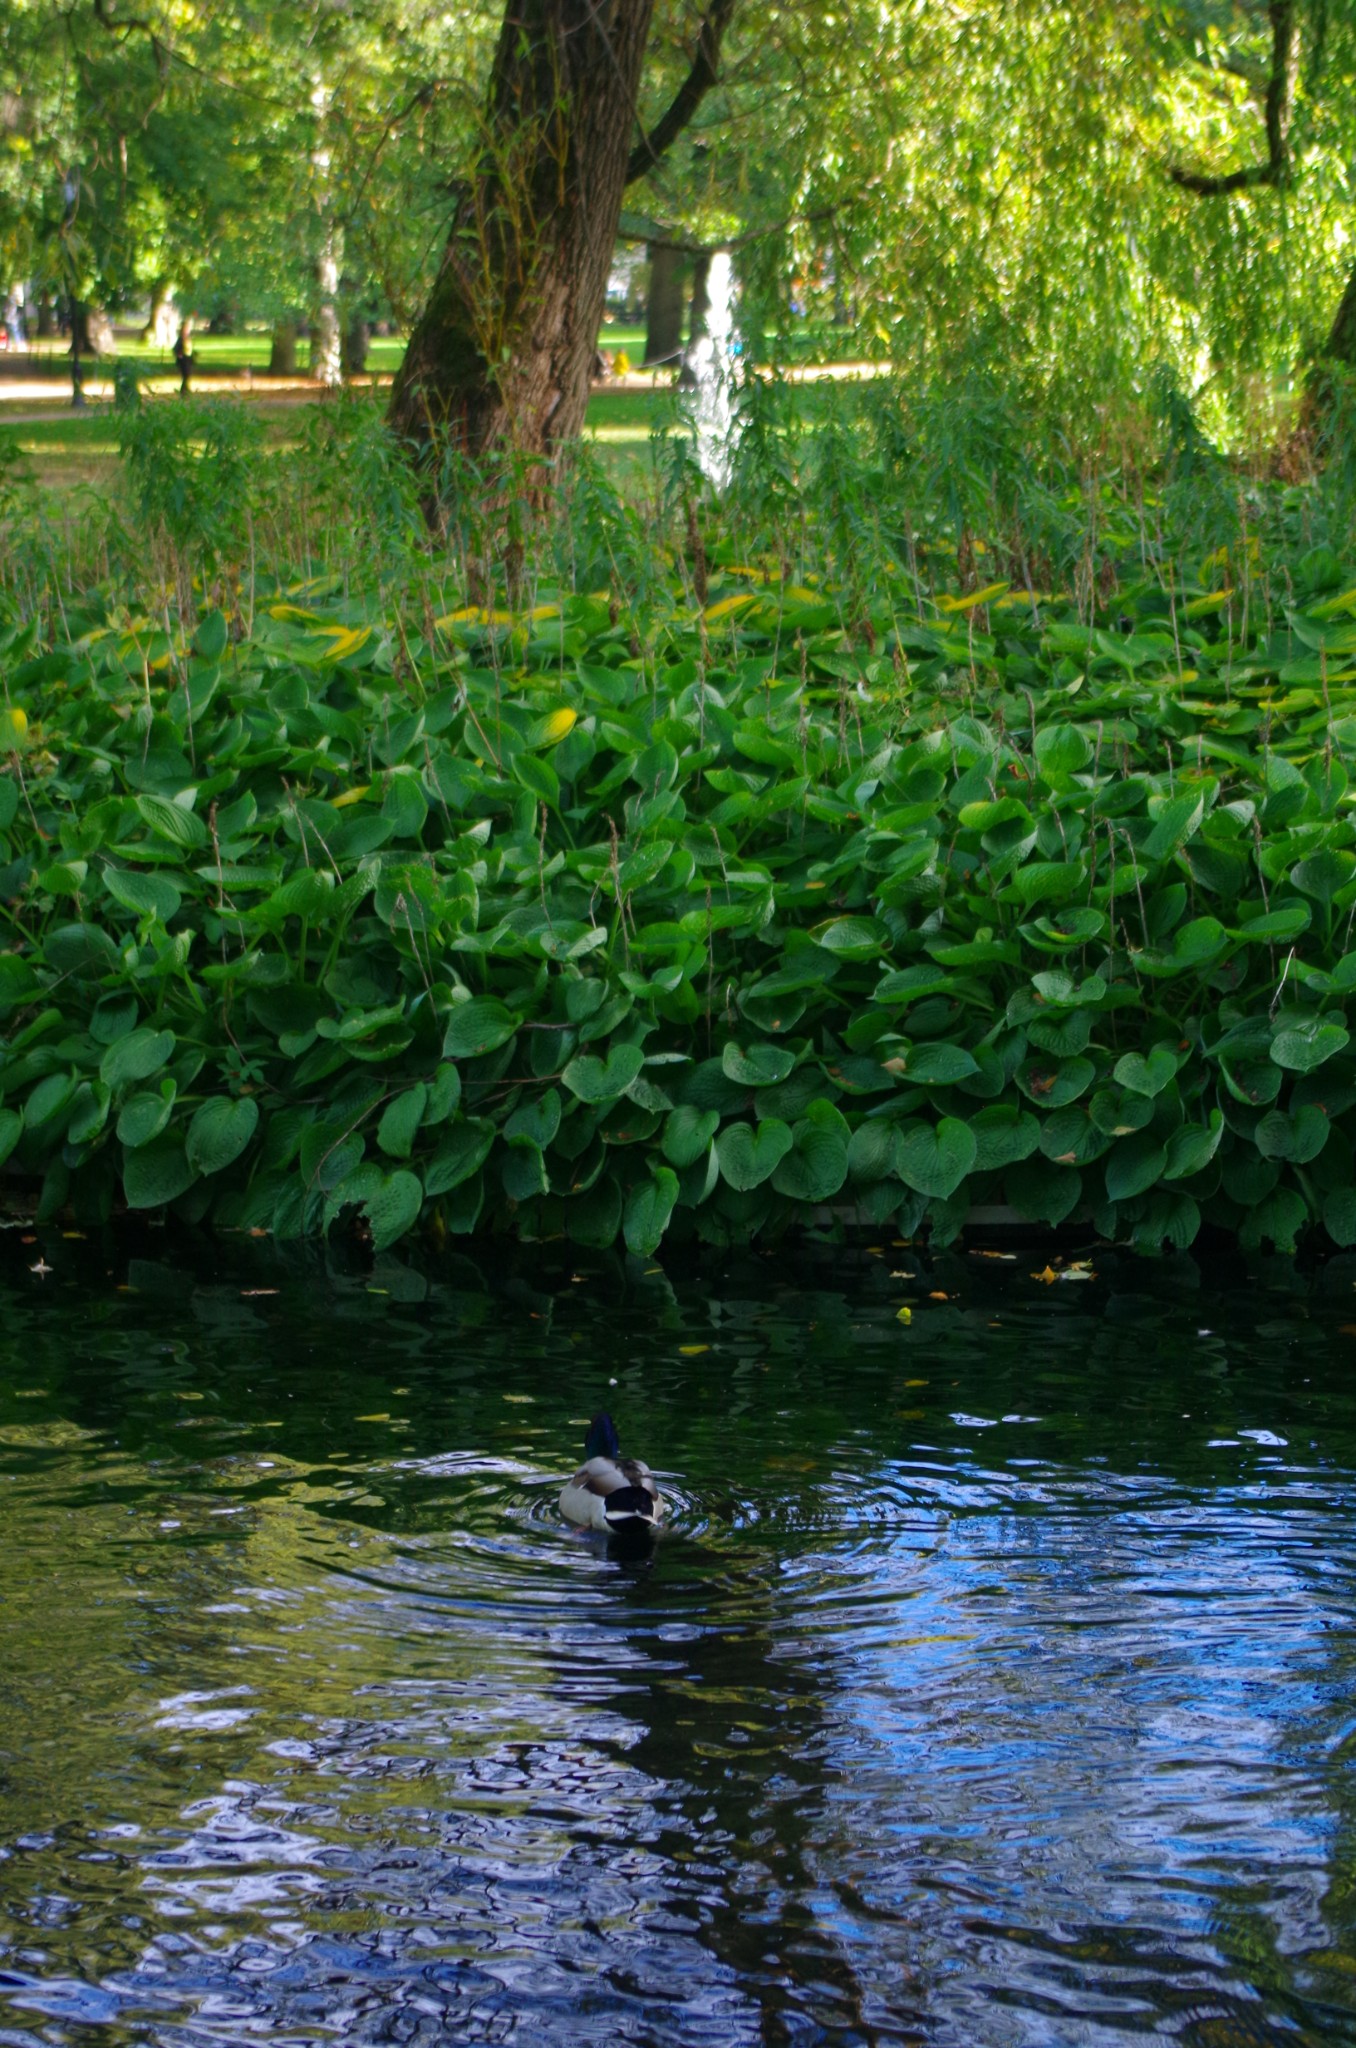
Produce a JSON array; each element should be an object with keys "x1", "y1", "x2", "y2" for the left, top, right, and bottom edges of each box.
[
  {"x1": 142, "y1": 280, "x2": 177, "y2": 348},
  {"x1": 268, "y1": 318, "x2": 298, "y2": 376},
  {"x1": 311, "y1": 251, "x2": 342, "y2": 386},
  {"x1": 388, "y1": 0, "x2": 659, "y2": 466},
  {"x1": 1326, "y1": 264, "x2": 1356, "y2": 368},
  {"x1": 310, "y1": 80, "x2": 343, "y2": 389},
  {"x1": 645, "y1": 241, "x2": 687, "y2": 365},
  {"x1": 688, "y1": 251, "x2": 711, "y2": 342},
  {"x1": 343, "y1": 308, "x2": 371, "y2": 376}
]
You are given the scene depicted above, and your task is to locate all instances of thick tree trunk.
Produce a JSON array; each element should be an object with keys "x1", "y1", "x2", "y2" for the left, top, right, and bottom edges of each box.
[
  {"x1": 268, "y1": 318, "x2": 298, "y2": 376},
  {"x1": 645, "y1": 241, "x2": 687, "y2": 366},
  {"x1": 309, "y1": 79, "x2": 343, "y2": 389},
  {"x1": 343, "y1": 309, "x2": 371, "y2": 376},
  {"x1": 688, "y1": 252, "x2": 711, "y2": 342},
  {"x1": 388, "y1": 0, "x2": 658, "y2": 467},
  {"x1": 1326, "y1": 263, "x2": 1356, "y2": 368},
  {"x1": 311, "y1": 255, "x2": 342, "y2": 387},
  {"x1": 142, "y1": 281, "x2": 177, "y2": 349}
]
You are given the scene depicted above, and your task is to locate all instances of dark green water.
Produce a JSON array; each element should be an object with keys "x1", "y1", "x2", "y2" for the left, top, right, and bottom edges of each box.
[{"x1": 1, "y1": 1233, "x2": 1355, "y2": 2047}]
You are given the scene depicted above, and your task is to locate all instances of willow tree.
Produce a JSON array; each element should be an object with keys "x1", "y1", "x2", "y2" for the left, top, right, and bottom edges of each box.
[{"x1": 388, "y1": 0, "x2": 736, "y2": 466}]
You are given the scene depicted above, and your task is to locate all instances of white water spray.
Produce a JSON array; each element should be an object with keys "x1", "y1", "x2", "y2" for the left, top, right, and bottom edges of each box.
[{"x1": 683, "y1": 250, "x2": 742, "y2": 491}]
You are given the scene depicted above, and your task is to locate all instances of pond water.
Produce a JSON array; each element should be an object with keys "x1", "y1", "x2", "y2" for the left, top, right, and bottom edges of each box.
[{"x1": 0, "y1": 1231, "x2": 1354, "y2": 2047}]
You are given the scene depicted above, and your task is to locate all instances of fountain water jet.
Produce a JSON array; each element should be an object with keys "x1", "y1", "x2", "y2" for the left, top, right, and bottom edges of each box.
[{"x1": 682, "y1": 250, "x2": 742, "y2": 490}]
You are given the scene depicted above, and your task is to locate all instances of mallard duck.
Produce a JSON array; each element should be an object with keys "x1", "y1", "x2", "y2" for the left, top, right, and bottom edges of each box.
[{"x1": 559, "y1": 1411, "x2": 662, "y2": 1532}]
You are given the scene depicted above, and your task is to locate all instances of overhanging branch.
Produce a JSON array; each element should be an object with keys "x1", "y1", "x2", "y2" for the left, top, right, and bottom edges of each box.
[
  {"x1": 1169, "y1": 0, "x2": 1300, "y2": 196},
  {"x1": 626, "y1": 0, "x2": 738, "y2": 185}
]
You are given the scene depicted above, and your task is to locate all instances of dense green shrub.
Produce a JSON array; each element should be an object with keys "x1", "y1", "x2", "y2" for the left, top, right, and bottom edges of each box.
[{"x1": 5, "y1": 526, "x2": 1356, "y2": 1258}]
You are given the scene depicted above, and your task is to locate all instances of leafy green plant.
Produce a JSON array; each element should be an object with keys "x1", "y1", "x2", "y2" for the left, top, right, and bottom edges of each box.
[{"x1": 4, "y1": 517, "x2": 1356, "y2": 1262}]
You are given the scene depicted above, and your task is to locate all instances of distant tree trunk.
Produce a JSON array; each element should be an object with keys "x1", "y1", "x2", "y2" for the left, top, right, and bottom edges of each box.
[
  {"x1": 343, "y1": 308, "x2": 371, "y2": 376},
  {"x1": 268, "y1": 318, "x2": 298, "y2": 375},
  {"x1": 688, "y1": 252, "x2": 712, "y2": 342},
  {"x1": 389, "y1": 0, "x2": 658, "y2": 465},
  {"x1": 311, "y1": 246, "x2": 342, "y2": 386},
  {"x1": 309, "y1": 79, "x2": 343, "y2": 389},
  {"x1": 645, "y1": 242, "x2": 687, "y2": 365},
  {"x1": 36, "y1": 293, "x2": 56, "y2": 339},
  {"x1": 142, "y1": 281, "x2": 176, "y2": 348}
]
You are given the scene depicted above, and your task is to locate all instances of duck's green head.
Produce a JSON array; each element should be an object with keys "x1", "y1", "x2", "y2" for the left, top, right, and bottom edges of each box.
[{"x1": 584, "y1": 1411, "x2": 620, "y2": 1460}]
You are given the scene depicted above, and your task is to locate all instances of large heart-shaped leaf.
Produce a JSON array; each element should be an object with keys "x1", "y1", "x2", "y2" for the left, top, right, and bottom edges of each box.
[
  {"x1": 122, "y1": 1136, "x2": 197, "y2": 1209},
  {"x1": 1271, "y1": 1019, "x2": 1349, "y2": 1072},
  {"x1": 100, "y1": 1028, "x2": 175, "y2": 1091},
  {"x1": 895, "y1": 1117, "x2": 976, "y2": 1198},
  {"x1": 721, "y1": 1040, "x2": 796, "y2": 1088},
  {"x1": 623, "y1": 1166, "x2": 679, "y2": 1255},
  {"x1": 425, "y1": 1119, "x2": 495, "y2": 1196},
  {"x1": 771, "y1": 1112, "x2": 849, "y2": 1202},
  {"x1": 969, "y1": 1105, "x2": 1040, "y2": 1171},
  {"x1": 187, "y1": 1095, "x2": 260, "y2": 1176},
  {"x1": 443, "y1": 997, "x2": 518, "y2": 1060},
  {"x1": 1105, "y1": 1132, "x2": 1167, "y2": 1202},
  {"x1": 118, "y1": 1085, "x2": 175, "y2": 1150},
  {"x1": 1161, "y1": 1111, "x2": 1224, "y2": 1181},
  {"x1": 1014, "y1": 1056, "x2": 1095, "y2": 1108},
  {"x1": 378, "y1": 1084, "x2": 429, "y2": 1159},
  {"x1": 716, "y1": 1119, "x2": 794, "y2": 1190},
  {"x1": 357, "y1": 1169, "x2": 424, "y2": 1250},
  {"x1": 505, "y1": 1087, "x2": 562, "y2": 1151},
  {"x1": 563, "y1": 1043, "x2": 646, "y2": 1103},
  {"x1": 662, "y1": 1104, "x2": 720, "y2": 1168},
  {"x1": 104, "y1": 868, "x2": 183, "y2": 923},
  {"x1": 896, "y1": 1042, "x2": 979, "y2": 1086},
  {"x1": 1113, "y1": 1046, "x2": 1178, "y2": 1098}
]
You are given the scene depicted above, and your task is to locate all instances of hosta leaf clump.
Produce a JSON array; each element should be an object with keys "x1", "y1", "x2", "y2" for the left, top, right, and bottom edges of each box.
[{"x1": 8, "y1": 529, "x2": 1356, "y2": 1262}]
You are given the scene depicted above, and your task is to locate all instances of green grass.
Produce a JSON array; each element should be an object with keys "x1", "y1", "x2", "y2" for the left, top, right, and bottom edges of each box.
[
  {"x1": 7, "y1": 386, "x2": 673, "y2": 492},
  {"x1": 31, "y1": 323, "x2": 647, "y2": 376},
  {"x1": 6, "y1": 378, "x2": 854, "y2": 495}
]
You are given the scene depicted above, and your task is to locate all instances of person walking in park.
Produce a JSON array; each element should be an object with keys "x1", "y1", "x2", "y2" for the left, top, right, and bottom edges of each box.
[{"x1": 173, "y1": 317, "x2": 193, "y2": 394}]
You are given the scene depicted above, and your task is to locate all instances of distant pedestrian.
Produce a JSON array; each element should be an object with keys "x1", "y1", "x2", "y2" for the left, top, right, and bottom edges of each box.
[{"x1": 173, "y1": 318, "x2": 193, "y2": 395}]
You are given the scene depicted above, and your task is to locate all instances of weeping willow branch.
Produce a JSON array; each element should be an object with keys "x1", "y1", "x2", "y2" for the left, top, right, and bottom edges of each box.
[
  {"x1": 626, "y1": 0, "x2": 738, "y2": 184},
  {"x1": 1168, "y1": 0, "x2": 1300, "y2": 195}
]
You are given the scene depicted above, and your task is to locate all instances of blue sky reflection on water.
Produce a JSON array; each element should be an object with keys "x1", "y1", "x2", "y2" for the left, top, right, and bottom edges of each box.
[{"x1": 0, "y1": 1239, "x2": 1353, "y2": 2045}]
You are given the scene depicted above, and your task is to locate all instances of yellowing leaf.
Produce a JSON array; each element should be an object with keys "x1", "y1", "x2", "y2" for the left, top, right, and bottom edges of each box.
[
  {"x1": 703, "y1": 593, "x2": 759, "y2": 622},
  {"x1": 679, "y1": 1343, "x2": 710, "y2": 1354},
  {"x1": 538, "y1": 706, "x2": 576, "y2": 745},
  {"x1": 2, "y1": 706, "x2": 28, "y2": 741},
  {"x1": 317, "y1": 625, "x2": 371, "y2": 662},
  {"x1": 529, "y1": 604, "x2": 561, "y2": 621},
  {"x1": 330, "y1": 784, "x2": 370, "y2": 808},
  {"x1": 935, "y1": 581, "x2": 1009, "y2": 613},
  {"x1": 268, "y1": 603, "x2": 324, "y2": 623},
  {"x1": 896, "y1": 1305, "x2": 912, "y2": 1324},
  {"x1": 434, "y1": 606, "x2": 516, "y2": 629}
]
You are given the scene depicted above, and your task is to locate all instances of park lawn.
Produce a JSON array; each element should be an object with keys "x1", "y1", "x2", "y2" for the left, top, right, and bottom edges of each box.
[
  {"x1": 9, "y1": 384, "x2": 677, "y2": 493},
  {"x1": 66, "y1": 322, "x2": 648, "y2": 376}
]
